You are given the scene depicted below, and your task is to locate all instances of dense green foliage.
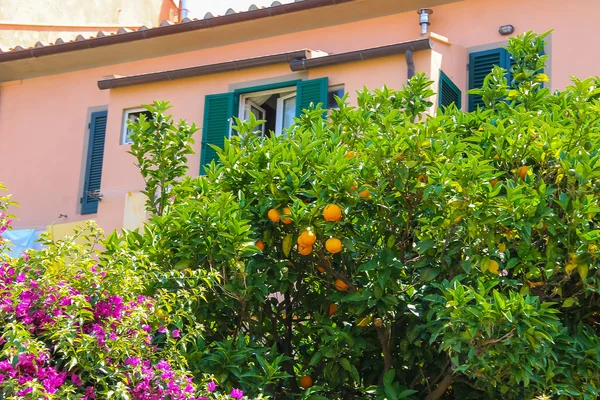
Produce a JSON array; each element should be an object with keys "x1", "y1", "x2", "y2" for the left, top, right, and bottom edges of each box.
[
  {"x1": 2, "y1": 31, "x2": 599, "y2": 399},
  {"x1": 122, "y1": 31, "x2": 600, "y2": 399}
]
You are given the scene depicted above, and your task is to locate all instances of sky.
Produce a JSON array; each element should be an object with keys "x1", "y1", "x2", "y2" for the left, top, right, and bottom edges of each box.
[{"x1": 187, "y1": 0, "x2": 295, "y2": 17}]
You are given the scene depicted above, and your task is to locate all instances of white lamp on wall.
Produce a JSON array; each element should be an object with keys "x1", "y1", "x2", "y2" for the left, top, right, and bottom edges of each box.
[
  {"x1": 418, "y1": 8, "x2": 433, "y2": 35},
  {"x1": 499, "y1": 25, "x2": 515, "y2": 36}
]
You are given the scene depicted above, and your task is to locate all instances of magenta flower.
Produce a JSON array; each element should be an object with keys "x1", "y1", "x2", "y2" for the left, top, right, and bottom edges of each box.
[
  {"x1": 207, "y1": 381, "x2": 217, "y2": 392},
  {"x1": 172, "y1": 329, "x2": 181, "y2": 338},
  {"x1": 231, "y1": 388, "x2": 244, "y2": 399}
]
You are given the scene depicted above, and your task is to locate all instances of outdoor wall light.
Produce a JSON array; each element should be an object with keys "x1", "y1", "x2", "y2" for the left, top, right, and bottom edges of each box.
[
  {"x1": 499, "y1": 25, "x2": 515, "y2": 36},
  {"x1": 418, "y1": 8, "x2": 433, "y2": 35}
]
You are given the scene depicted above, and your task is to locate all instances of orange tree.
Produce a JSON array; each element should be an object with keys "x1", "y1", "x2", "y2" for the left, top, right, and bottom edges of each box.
[{"x1": 122, "y1": 32, "x2": 600, "y2": 399}]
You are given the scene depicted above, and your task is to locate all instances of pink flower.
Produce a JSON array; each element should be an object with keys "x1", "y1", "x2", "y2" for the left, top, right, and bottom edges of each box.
[
  {"x1": 231, "y1": 388, "x2": 244, "y2": 399},
  {"x1": 172, "y1": 329, "x2": 180, "y2": 338},
  {"x1": 21, "y1": 252, "x2": 30, "y2": 261},
  {"x1": 207, "y1": 381, "x2": 217, "y2": 392}
]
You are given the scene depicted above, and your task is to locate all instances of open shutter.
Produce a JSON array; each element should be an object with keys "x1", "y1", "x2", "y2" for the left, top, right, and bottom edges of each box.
[
  {"x1": 468, "y1": 48, "x2": 510, "y2": 111},
  {"x1": 200, "y1": 92, "x2": 235, "y2": 174},
  {"x1": 438, "y1": 71, "x2": 462, "y2": 110},
  {"x1": 81, "y1": 110, "x2": 108, "y2": 215},
  {"x1": 296, "y1": 78, "x2": 328, "y2": 117}
]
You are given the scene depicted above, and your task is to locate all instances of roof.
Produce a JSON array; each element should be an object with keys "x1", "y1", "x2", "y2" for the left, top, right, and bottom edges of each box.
[{"x1": 0, "y1": 0, "x2": 352, "y2": 62}]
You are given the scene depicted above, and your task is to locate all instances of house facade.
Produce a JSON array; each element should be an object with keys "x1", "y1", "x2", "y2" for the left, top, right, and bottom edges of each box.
[{"x1": 0, "y1": 0, "x2": 598, "y2": 238}]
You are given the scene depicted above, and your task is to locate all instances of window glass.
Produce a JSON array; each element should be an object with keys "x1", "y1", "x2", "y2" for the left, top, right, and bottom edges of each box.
[
  {"x1": 327, "y1": 87, "x2": 345, "y2": 109},
  {"x1": 123, "y1": 109, "x2": 152, "y2": 144}
]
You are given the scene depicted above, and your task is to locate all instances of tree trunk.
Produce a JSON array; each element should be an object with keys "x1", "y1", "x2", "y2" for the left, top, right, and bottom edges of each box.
[
  {"x1": 376, "y1": 326, "x2": 393, "y2": 384},
  {"x1": 425, "y1": 374, "x2": 453, "y2": 400}
]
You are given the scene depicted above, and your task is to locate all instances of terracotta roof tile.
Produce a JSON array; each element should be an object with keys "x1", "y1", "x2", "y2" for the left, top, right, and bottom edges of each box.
[{"x1": 3, "y1": 0, "x2": 305, "y2": 53}]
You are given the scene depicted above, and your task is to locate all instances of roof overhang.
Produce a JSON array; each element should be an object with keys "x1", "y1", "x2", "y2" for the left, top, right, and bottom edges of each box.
[
  {"x1": 97, "y1": 39, "x2": 433, "y2": 90},
  {"x1": 0, "y1": 0, "x2": 461, "y2": 83}
]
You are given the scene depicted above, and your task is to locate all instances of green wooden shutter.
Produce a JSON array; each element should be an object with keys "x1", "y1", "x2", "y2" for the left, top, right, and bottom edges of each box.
[
  {"x1": 200, "y1": 93, "x2": 235, "y2": 174},
  {"x1": 468, "y1": 48, "x2": 511, "y2": 112},
  {"x1": 296, "y1": 78, "x2": 329, "y2": 117},
  {"x1": 438, "y1": 71, "x2": 462, "y2": 110},
  {"x1": 81, "y1": 110, "x2": 108, "y2": 215}
]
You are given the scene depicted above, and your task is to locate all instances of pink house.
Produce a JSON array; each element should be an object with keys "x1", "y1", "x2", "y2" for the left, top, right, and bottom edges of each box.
[{"x1": 1, "y1": 0, "x2": 598, "y2": 237}]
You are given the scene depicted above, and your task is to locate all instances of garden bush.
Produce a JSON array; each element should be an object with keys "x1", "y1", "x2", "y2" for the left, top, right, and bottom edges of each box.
[{"x1": 1, "y1": 31, "x2": 600, "y2": 399}]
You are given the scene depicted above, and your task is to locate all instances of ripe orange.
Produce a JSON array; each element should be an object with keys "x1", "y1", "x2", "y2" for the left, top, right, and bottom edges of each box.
[
  {"x1": 316, "y1": 265, "x2": 326, "y2": 273},
  {"x1": 281, "y1": 207, "x2": 293, "y2": 224},
  {"x1": 255, "y1": 240, "x2": 265, "y2": 251},
  {"x1": 323, "y1": 204, "x2": 342, "y2": 222},
  {"x1": 298, "y1": 244, "x2": 313, "y2": 256},
  {"x1": 298, "y1": 230, "x2": 317, "y2": 246},
  {"x1": 374, "y1": 318, "x2": 383, "y2": 328},
  {"x1": 329, "y1": 303, "x2": 337, "y2": 316},
  {"x1": 517, "y1": 166, "x2": 529, "y2": 180},
  {"x1": 335, "y1": 279, "x2": 349, "y2": 291},
  {"x1": 345, "y1": 151, "x2": 356, "y2": 158},
  {"x1": 350, "y1": 181, "x2": 358, "y2": 191},
  {"x1": 491, "y1": 178, "x2": 499, "y2": 187},
  {"x1": 267, "y1": 209, "x2": 281, "y2": 222},
  {"x1": 359, "y1": 189, "x2": 371, "y2": 199},
  {"x1": 300, "y1": 375, "x2": 313, "y2": 389},
  {"x1": 326, "y1": 238, "x2": 342, "y2": 254}
]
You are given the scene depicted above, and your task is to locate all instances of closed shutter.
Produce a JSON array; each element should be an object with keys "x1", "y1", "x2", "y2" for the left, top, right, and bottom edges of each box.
[
  {"x1": 200, "y1": 93, "x2": 235, "y2": 174},
  {"x1": 468, "y1": 48, "x2": 511, "y2": 111},
  {"x1": 439, "y1": 71, "x2": 461, "y2": 110},
  {"x1": 296, "y1": 77, "x2": 329, "y2": 117},
  {"x1": 81, "y1": 110, "x2": 108, "y2": 215}
]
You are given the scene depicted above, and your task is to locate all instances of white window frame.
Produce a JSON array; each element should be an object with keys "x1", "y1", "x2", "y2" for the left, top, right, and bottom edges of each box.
[
  {"x1": 121, "y1": 107, "x2": 149, "y2": 145},
  {"x1": 244, "y1": 99, "x2": 267, "y2": 137},
  {"x1": 237, "y1": 87, "x2": 296, "y2": 138},
  {"x1": 275, "y1": 92, "x2": 297, "y2": 136}
]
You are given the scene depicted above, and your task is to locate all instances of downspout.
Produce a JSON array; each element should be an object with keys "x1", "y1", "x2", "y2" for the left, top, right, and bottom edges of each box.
[
  {"x1": 406, "y1": 49, "x2": 415, "y2": 79},
  {"x1": 179, "y1": 0, "x2": 190, "y2": 22}
]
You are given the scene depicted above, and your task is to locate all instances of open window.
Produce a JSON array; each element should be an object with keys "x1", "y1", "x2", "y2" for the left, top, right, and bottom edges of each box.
[
  {"x1": 122, "y1": 107, "x2": 152, "y2": 145},
  {"x1": 239, "y1": 87, "x2": 297, "y2": 137},
  {"x1": 200, "y1": 78, "x2": 343, "y2": 174}
]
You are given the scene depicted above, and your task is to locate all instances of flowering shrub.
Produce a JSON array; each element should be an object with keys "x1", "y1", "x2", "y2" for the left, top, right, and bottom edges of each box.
[{"x1": 0, "y1": 193, "x2": 252, "y2": 399}]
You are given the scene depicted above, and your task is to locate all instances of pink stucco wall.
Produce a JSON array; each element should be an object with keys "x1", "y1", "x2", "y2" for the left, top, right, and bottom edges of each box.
[{"x1": 1, "y1": 0, "x2": 599, "y2": 234}]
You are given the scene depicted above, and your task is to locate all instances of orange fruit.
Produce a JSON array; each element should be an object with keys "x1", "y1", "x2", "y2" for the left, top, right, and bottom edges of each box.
[
  {"x1": 316, "y1": 265, "x2": 326, "y2": 273},
  {"x1": 350, "y1": 181, "x2": 358, "y2": 191},
  {"x1": 359, "y1": 189, "x2": 371, "y2": 199},
  {"x1": 517, "y1": 166, "x2": 529, "y2": 180},
  {"x1": 417, "y1": 174, "x2": 428, "y2": 184},
  {"x1": 345, "y1": 151, "x2": 356, "y2": 158},
  {"x1": 300, "y1": 375, "x2": 313, "y2": 389},
  {"x1": 268, "y1": 209, "x2": 281, "y2": 222},
  {"x1": 326, "y1": 238, "x2": 342, "y2": 254},
  {"x1": 281, "y1": 207, "x2": 293, "y2": 224},
  {"x1": 323, "y1": 204, "x2": 342, "y2": 222},
  {"x1": 328, "y1": 303, "x2": 337, "y2": 316},
  {"x1": 255, "y1": 240, "x2": 265, "y2": 251},
  {"x1": 374, "y1": 318, "x2": 383, "y2": 328},
  {"x1": 491, "y1": 178, "x2": 499, "y2": 187},
  {"x1": 335, "y1": 279, "x2": 349, "y2": 291},
  {"x1": 298, "y1": 244, "x2": 313, "y2": 256},
  {"x1": 298, "y1": 230, "x2": 317, "y2": 246}
]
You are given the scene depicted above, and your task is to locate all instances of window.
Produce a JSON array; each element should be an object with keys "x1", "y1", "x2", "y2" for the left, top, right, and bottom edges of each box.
[
  {"x1": 237, "y1": 85, "x2": 345, "y2": 137},
  {"x1": 122, "y1": 108, "x2": 152, "y2": 144},
  {"x1": 238, "y1": 87, "x2": 296, "y2": 137},
  {"x1": 81, "y1": 111, "x2": 108, "y2": 215},
  {"x1": 201, "y1": 78, "x2": 336, "y2": 174},
  {"x1": 438, "y1": 71, "x2": 461, "y2": 110},
  {"x1": 327, "y1": 86, "x2": 345, "y2": 109}
]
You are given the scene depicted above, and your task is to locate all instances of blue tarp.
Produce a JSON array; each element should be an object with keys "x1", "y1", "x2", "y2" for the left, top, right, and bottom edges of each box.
[{"x1": 1, "y1": 229, "x2": 45, "y2": 258}]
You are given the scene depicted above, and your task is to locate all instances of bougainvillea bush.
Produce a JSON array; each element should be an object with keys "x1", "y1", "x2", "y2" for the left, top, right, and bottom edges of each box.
[{"x1": 0, "y1": 188, "x2": 251, "y2": 399}]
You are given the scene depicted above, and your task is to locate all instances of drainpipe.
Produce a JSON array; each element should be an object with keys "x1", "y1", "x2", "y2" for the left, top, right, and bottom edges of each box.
[
  {"x1": 179, "y1": 0, "x2": 190, "y2": 22},
  {"x1": 406, "y1": 49, "x2": 415, "y2": 79}
]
